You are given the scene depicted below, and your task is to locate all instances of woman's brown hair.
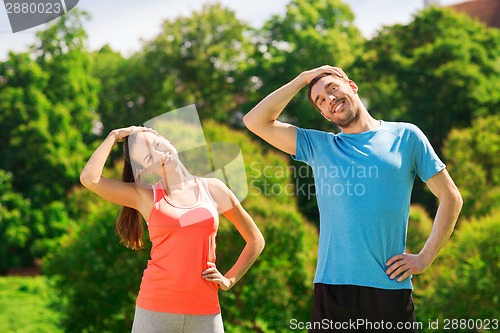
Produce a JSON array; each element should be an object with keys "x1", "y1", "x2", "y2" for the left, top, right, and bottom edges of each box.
[{"x1": 115, "y1": 136, "x2": 144, "y2": 250}]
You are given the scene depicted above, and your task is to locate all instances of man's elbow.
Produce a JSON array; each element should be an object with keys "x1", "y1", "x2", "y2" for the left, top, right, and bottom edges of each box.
[
  {"x1": 243, "y1": 112, "x2": 274, "y2": 135},
  {"x1": 447, "y1": 187, "x2": 464, "y2": 213}
]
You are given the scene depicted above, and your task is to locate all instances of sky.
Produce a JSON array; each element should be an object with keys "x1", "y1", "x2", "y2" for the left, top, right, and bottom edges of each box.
[{"x1": 0, "y1": 0, "x2": 464, "y2": 60}]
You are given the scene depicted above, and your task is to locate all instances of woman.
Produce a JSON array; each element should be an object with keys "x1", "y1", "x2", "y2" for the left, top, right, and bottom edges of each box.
[{"x1": 80, "y1": 126, "x2": 265, "y2": 333}]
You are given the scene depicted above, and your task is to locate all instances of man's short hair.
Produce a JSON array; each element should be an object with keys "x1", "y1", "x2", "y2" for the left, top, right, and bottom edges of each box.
[{"x1": 308, "y1": 73, "x2": 332, "y2": 110}]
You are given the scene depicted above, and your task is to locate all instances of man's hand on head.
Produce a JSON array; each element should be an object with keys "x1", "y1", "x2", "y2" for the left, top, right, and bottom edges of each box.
[{"x1": 300, "y1": 65, "x2": 347, "y2": 84}]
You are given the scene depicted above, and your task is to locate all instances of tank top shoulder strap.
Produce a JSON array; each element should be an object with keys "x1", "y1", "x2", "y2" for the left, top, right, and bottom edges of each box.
[
  {"x1": 197, "y1": 177, "x2": 218, "y2": 208},
  {"x1": 152, "y1": 182, "x2": 166, "y2": 204}
]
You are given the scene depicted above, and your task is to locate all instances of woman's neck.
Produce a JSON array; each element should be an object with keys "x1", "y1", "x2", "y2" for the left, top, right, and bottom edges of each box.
[{"x1": 161, "y1": 164, "x2": 195, "y2": 191}]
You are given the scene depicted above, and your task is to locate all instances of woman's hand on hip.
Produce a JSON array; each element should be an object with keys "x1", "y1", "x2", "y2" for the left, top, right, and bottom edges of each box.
[{"x1": 202, "y1": 262, "x2": 233, "y2": 291}]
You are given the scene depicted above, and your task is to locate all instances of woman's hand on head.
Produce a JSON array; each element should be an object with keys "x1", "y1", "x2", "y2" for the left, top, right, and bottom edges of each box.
[
  {"x1": 202, "y1": 262, "x2": 233, "y2": 291},
  {"x1": 111, "y1": 126, "x2": 158, "y2": 142}
]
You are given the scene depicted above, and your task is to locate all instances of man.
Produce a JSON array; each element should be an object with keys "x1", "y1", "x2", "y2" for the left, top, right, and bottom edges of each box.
[{"x1": 243, "y1": 65, "x2": 463, "y2": 332}]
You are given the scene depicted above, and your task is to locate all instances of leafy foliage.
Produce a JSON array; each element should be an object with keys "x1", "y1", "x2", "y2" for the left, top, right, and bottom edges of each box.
[
  {"x1": 0, "y1": 170, "x2": 34, "y2": 273},
  {"x1": 358, "y1": 7, "x2": 499, "y2": 150},
  {"x1": 0, "y1": 168, "x2": 72, "y2": 273},
  {"x1": 138, "y1": 3, "x2": 255, "y2": 122},
  {"x1": 443, "y1": 115, "x2": 500, "y2": 218},
  {"x1": 0, "y1": 11, "x2": 97, "y2": 270},
  {"x1": 416, "y1": 209, "x2": 500, "y2": 331},
  {"x1": 0, "y1": 10, "x2": 98, "y2": 206},
  {"x1": 90, "y1": 46, "x2": 135, "y2": 137}
]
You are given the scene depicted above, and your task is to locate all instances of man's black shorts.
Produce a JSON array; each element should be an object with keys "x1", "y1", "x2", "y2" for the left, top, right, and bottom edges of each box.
[{"x1": 310, "y1": 283, "x2": 418, "y2": 332}]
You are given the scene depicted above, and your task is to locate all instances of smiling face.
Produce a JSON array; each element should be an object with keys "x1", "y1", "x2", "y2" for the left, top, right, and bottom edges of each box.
[
  {"x1": 128, "y1": 130, "x2": 178, "y2": 180},
  {"x1": 309, "y1": 75, "x2": 361, "y2": 128}
]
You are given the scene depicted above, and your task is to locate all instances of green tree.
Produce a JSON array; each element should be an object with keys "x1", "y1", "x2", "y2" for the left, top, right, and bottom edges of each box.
[
  {"x1": 417, "y1": 209, "x2": 500, "y2": 332},
  {"x1": 0, "y1": 51, "x2": 84, "y2": 269},
  {"x1": 0, "y1": 11, "x2": 98, "y2": 271},
  {"x1": 90, "y1": 46, "x2": 137, "y2": 137},
  {"x1": 44, "y1": 122, "x2": 318, "y2": 332},
  {"x1": 443, "y1": 114, "x2": 500, "y2": 218},
  {"x1": 0, "y1": 10, "x2": 98, "y2": 205},
  {"x1": 35, "y1": 9, "x2": 99, "y2": 145},
  {"x1": 136, "y1": 3, "x2": 255, "y2": 122},
  {"x1": 358, "y1": 7, "x2": 500, "y2": 151},
  {"x1": 0, "y1": 170, "x2": 34, "y2": 273}
]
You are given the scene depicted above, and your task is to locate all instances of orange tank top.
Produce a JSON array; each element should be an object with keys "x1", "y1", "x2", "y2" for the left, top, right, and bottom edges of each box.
[{"x1": 136, "y1": 177, "x2": 220, "y2": 314}]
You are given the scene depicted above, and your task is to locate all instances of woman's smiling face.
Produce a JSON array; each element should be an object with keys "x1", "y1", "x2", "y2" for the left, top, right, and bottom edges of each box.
[{"x1": 129, "y1": 130, "x2": 178, "y2": 177}]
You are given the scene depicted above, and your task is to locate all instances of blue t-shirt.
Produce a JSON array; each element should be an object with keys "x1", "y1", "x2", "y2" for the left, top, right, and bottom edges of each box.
[{"x1": 291, "y1": 121, "x2": 445, "y2": 290}]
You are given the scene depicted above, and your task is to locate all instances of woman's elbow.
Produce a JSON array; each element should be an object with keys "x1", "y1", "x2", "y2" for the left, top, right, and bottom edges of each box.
[
  {"x1": 79, "y1": 172, "x2": 90, "y2": 187},
  {"x1": 79, "y1": 171, "x2": 98, "y2": 188},
  {"x1": 242, "y1": 113, "x2": 254, "y2": 130},
  {"x1": 455, "y1": 190, "x2": 464, "y2": 211},
  {"x1": 255, "y1": 232, "x2": 265, "y2": 254}
]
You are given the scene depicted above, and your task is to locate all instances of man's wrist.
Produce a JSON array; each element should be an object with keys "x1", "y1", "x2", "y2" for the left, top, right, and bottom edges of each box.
[
  {"x1": 417, "y1": 251, "x2": 435, "y2": 267},
  {"x1": 291, "y1": 73, "x2": 309, "y2": 90}
]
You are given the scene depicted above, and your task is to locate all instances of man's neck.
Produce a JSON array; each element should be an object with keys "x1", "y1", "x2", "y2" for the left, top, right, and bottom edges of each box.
[{"x1": 340, "y1": 108, "x2": 380, "y2": 134}]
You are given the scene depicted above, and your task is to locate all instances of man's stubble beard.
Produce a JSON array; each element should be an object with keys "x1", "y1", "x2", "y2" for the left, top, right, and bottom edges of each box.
[{"x1": 331, "y1": 97, "x2": 361, "y2": 129}]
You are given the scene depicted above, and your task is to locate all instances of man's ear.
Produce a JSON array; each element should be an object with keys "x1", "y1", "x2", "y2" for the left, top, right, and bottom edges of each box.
[{"x1": 348, "y1": 80, "x2": 358, "y2": 94}]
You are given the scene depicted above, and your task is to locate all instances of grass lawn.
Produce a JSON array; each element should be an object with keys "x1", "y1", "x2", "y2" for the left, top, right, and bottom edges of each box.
[{"x1": 0, "y1": 276, "x2": 62, "y2": 333}]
